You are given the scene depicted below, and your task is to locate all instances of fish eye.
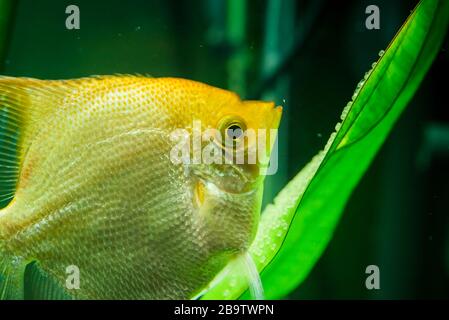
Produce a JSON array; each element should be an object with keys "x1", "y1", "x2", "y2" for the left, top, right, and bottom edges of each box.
[
  {"x1": 217, "y1": 116, "x2": 247, "y2": 147},
  {"x1": 226, "y1": 123, "x2": 243, "y2": 140}
]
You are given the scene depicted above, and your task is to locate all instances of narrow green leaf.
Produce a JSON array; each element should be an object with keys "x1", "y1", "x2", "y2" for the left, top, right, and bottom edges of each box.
[{"x1": 202, "y1": 0, "x2": 449, "y2": 300}]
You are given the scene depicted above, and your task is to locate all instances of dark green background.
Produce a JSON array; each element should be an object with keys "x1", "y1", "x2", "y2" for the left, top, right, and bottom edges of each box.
[{"x1": 1, "y1": 0, "x2": 448, "y2": 299}]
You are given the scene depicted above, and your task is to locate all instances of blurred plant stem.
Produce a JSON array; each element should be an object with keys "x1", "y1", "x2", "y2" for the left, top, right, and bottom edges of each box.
[
  {"x1": 0, "y1": 0, "x2": 14, "y2": 70},
  {"x1": 261, "y1": 0, "x2": 295, "y2": 207},
  {"x1": 226, "y1": 0, "x2": 247, "y2": 97},
  {"x1": 249, "y1": 0, "x2": 324, "y2": 99}
]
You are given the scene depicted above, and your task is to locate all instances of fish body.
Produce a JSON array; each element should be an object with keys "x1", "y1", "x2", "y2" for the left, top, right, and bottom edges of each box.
[{"x1": 0, "y1": 76, "x2": 281, "y2": 299}]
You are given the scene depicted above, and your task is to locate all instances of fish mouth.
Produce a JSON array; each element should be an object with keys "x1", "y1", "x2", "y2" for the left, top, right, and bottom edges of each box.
[
  {"x1": 195, "y1": 178, "x2": 259, "y2": 199},
  {"x1": 192, "y1": 165, "x2": 261, "y2": 196},
  {"x1": 271, "y1": 105, "x2": 283, "y2": 130}
]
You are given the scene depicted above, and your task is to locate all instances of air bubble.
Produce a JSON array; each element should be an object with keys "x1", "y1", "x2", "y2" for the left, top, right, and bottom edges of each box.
[
  {"x1": 335, "y1": 122, "x2": 341, "y2": 131},
  {"x1": 378, "y1": 50, "x2": 385, "y2": 57},
  {"x1": 340, "y1": 101, "x2": 352, "y2": 120}
]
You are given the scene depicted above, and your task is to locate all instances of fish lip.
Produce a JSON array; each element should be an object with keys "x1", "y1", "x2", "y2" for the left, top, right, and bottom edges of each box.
[
  {"x1": 210, "y1": 179, "x2": 259, "y2": 196},
  {"x1": 193, "y1": 174, "x2": 259, "y2": 197},
  {"x1": 271, "y1": 105, "x2": 283, "y2": 130},
  {"x1": 220, "y1": 180, "x2": 259, "y2": 196}
]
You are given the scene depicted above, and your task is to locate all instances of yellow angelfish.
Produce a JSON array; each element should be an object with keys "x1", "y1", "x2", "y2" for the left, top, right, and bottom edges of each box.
[{"x1": 0, "y1": 75, "x2": 281, "y2": 299}]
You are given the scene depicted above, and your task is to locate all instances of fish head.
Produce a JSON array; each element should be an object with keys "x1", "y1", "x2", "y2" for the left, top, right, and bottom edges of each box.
[{"x1": 188, "y1": 90, "x2": 282, "y2": 256}]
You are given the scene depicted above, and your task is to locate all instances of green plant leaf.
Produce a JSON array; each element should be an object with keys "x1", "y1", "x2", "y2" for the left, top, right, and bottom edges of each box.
[{"x1": 202, "y1": 0, "x2": 449, "y2": 300}]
